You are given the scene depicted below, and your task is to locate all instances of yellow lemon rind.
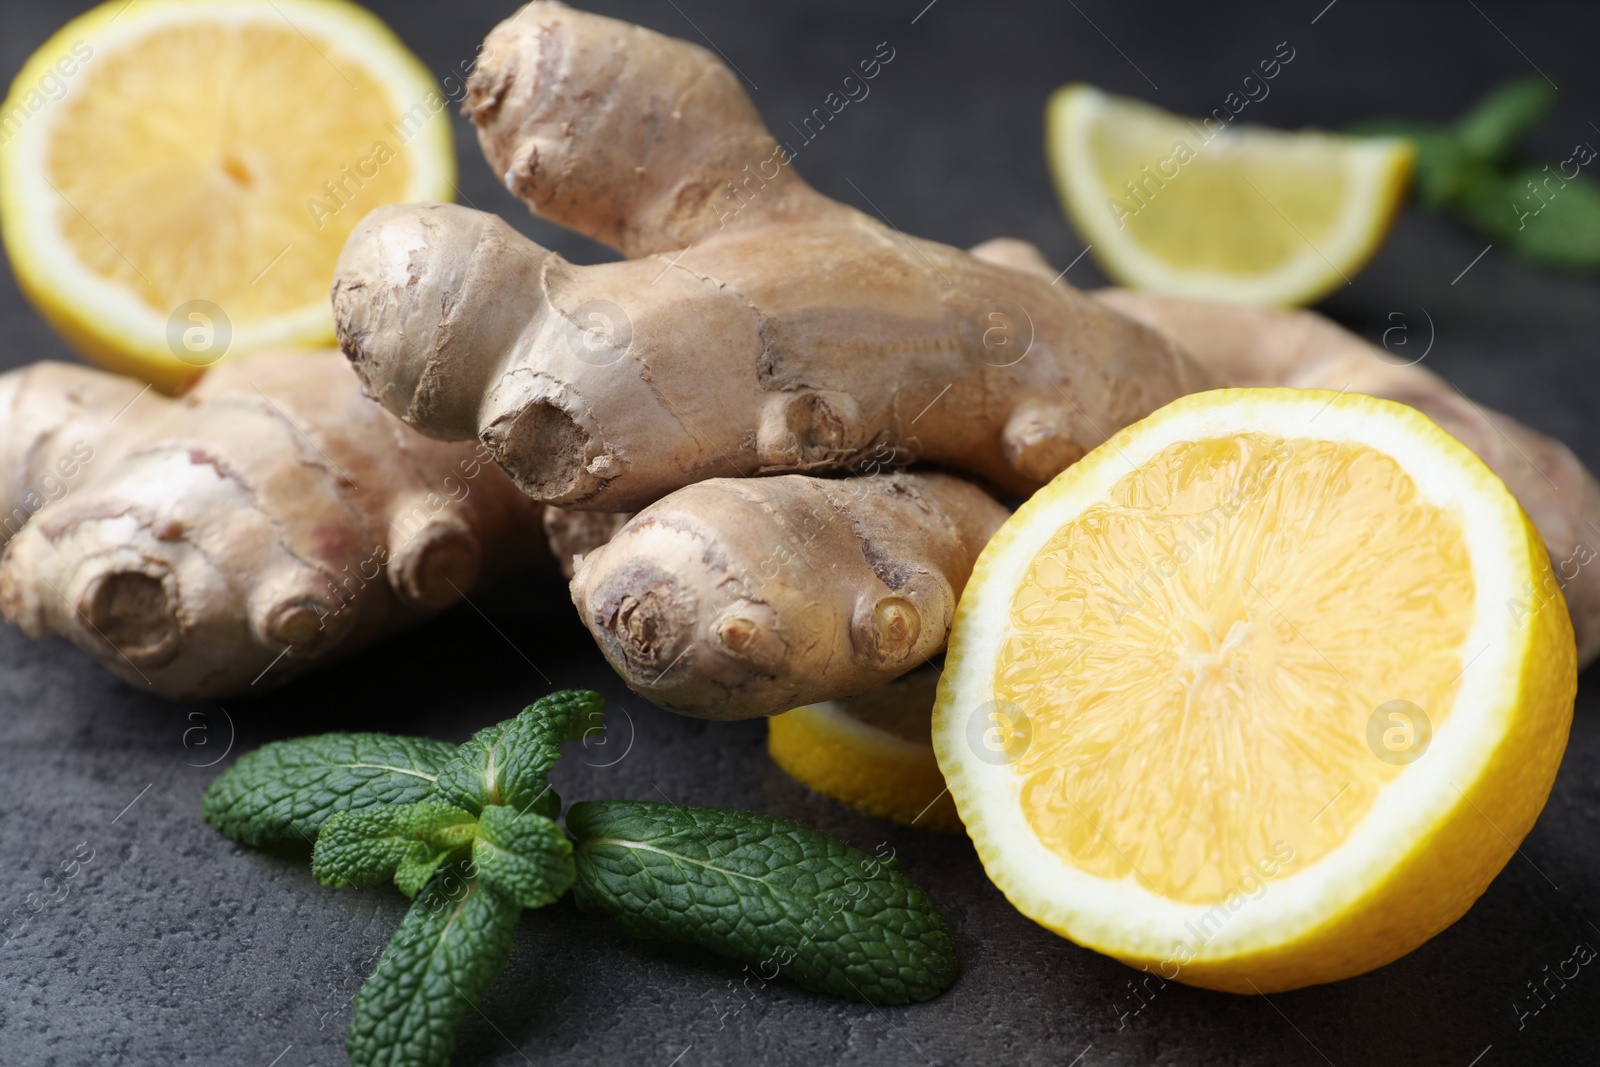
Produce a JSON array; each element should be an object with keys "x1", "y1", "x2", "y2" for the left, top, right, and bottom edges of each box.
[{"x1": 770, "y1": 702, "x2": 963, "y2": 834}]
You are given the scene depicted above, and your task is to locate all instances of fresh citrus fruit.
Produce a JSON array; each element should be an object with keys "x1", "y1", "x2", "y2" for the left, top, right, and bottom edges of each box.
[
  {"x1": 932, "y1": 388, "x2": 1575, "y2": 992},
  {"x1": 1046, "y1": 84, "x2": 1413, "y2": 306},
  {"x1": 770, "y1": 669, "x2": 963, "y2": 834},
  {"x1": 0, "y1": 0, "x2": 455, "y2": 391}
]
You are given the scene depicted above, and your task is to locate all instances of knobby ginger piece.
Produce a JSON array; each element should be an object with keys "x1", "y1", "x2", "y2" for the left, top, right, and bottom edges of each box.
[
  {"x1": 0, "y1": 350, "x2": 548, "y2": 698},
  {"x1": 332, "y1": 1, "x2": 1214, "y2": 512},
  {"x1": 570, "y1": 472, "x2": 1007, "y2": 719}
]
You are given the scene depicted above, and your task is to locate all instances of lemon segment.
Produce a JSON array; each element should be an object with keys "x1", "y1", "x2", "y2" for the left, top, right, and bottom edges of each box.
[
  {"x1": 1046, "y1": 84, "x2": 1413, "y2": 306},
  {"x1": 0, "y1": 0, "x2": 456, "y2": 391},
  {"x1": 769, "y1": 670, "x2": 963, "y2": 834},
  {"x1": 933, "y1": 389, "x2": 1575, "y2": 992}
]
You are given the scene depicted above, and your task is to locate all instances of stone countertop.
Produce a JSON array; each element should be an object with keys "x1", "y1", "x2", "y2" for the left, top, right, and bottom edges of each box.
[{"x1": 2, "y1": 1, "x2": 1597, "y2": 1064}]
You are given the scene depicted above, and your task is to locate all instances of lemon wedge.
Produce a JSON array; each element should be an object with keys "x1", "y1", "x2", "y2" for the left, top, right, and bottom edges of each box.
[
  {"x1": 0, "y1": 0, "x2": 455, "y2": 391},
  {"x1": 770, "y1": 669, "x2": 963, "y2": 834},
  {"x1": 1046, "y1": 84, "x2": 1413, "y2": 306},
  {"x1": 933, "y1": 388, "x2": 1574, "y2": 992}
]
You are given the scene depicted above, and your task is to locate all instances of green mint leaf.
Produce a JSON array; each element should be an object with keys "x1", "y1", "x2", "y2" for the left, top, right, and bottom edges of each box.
[
  {"x1": 1455, "y1": 76, "x2": 1557, "y2": 163},
  {"x1": 567, "y1": 801, "x2": 957, "y2": 1004},
  {"x1": 472, "y1": 805, "x2": 575, "y2": 909},
  {"x1": 1449, "y1": 164, "x2": 1600, "y2": 270},
  {"x1": 433, "y1": 690, "x2": 603, "y2": 816},
  {"x1": 202, "y1": 734, "x2": 456, "y2": 847},
  {"x1": 313, "y1": 803, "x2": 477, "y2": 896},
  {"x1": 347, "y1": 863, "x2": 521, "y2": 1067}
]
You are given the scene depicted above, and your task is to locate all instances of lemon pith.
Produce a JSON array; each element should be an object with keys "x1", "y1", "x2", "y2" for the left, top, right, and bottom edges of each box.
[{"x1": 933, "y1": 389, "x2": 1575, "y2": 992}]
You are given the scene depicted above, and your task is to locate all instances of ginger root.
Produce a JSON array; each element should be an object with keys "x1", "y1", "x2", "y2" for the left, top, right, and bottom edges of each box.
[
  {"x1": 0, "y1": 350, "x2": 548, "y2": 698},
  {"x1": 569, "y1": 472, "x2": 1007, "y2": 719},
  {"x1": 332, "y1": 1, "x2": 1214, "y2": 512}
]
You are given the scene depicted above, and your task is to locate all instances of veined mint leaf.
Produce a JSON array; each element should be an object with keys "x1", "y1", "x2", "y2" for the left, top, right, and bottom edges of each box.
[
  {"x1": 472, "y1": 805, "x2": 575, "y2": 909},
  {"x1": 1454, "y1": 76, "x2": 1556, "y2": 162},
  {"x1": 313, "y1": 803, "x2": 477, "y2": 897},
  {"x1": 202, "y1": 734, "x2": 456, "y2": 847},
  {"x1": 567, "y1": 801, "x2": 957, "y2": 1004},
  {"x1": 348, "y1": 863, "x2": 521, "y2": 1067},
  {"x1": 433, "y1": 691, "x2": 603, "y2": 816}
]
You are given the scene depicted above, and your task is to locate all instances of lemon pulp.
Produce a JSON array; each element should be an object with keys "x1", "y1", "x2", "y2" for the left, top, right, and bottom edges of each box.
[
  {"x1": 47, "y1": 22, "x2": 413, "y2": 322},
  {"x1": 1087, "y1": 110, "x2": 1349, "y2": 274},
  {"x1": 997, "y1": 432, "x2": 1474, "y2": 904}
]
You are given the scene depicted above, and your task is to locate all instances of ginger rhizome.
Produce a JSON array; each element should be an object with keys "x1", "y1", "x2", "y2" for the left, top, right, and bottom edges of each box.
[
  {"x1": 0, "y1": 350, "x2": 547, "y2": 698},
  {"x1": 570, "y1": 472, "x2": 1006, "y2": 719},
  {"x1": 332, "y1": 1, "x2": 1214, "y2": 512},
  {"x1": 326, "y1": 0, "x2": 1600, "y2": 718}
]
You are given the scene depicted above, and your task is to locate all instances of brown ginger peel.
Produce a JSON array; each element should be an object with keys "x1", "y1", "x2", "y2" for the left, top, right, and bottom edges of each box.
[
  {"x1": 0, "y1": 350, "x2": 548, "y2": 698},
  {"x1": 569, "y1": 471, "x2": 1007, "y2": 719},
  {"x1": 332, "y1": 1, "x2": 1215, "y2": 512}
]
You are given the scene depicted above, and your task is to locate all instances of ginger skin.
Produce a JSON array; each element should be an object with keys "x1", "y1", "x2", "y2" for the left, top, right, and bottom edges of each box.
[
  {"x1": 0, "y1": 351, "x2": 548, "y2": 698},
  {"x1": 569, "y1": 472, "x2": 1007, "y2": 719},
  {"x1": 332, "y1": 1, "x2": 1213, "y2": 512}
]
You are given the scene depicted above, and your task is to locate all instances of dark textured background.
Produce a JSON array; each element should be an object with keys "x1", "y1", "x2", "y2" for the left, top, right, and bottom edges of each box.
[{"x1": 3, "y1": 1, "x2": 1599, "y2": 1064}]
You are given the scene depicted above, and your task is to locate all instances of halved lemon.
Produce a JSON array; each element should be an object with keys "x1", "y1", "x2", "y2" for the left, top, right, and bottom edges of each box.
[
  {"x1": 1046, "y1": 84, "x2": 1413, "y2": 306},
  {"x1": 0, "y1": 0, "x2": 455, "y2": 391},
  {"x1": 932, "y1": 388, "x2": 1574, "y2": 992},
  {"x1": 769, "y1": 669, "x2": 963, "y2": 834}
]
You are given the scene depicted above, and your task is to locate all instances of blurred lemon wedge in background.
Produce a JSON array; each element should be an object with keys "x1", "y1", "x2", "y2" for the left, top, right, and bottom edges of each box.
[
  {"x1": 770, "y1": 669, "x2": 963, "y2": 834},
  {"x1": 933, "y1": 388, "x2": 1574, "y2": 992},
  {"x1": 1046, "y1": 84, "x2": 1412, "y2": 305},
  {"x1": 0, "y1": 0, "x2": 455, "y2": 391}
]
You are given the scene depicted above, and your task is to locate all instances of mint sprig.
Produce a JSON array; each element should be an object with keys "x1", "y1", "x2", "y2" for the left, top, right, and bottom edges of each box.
[
  {"x1": 1352, "y1": 77, "x2": 1600, "y2": 273},
  {"x1": 200, "y1": 690, "x2": 958, "y2": 1067}
]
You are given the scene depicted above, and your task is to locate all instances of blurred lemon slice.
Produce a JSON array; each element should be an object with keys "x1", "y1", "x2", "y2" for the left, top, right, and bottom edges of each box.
[
  {"x1": 933, "y1": 388, "x2": 1574, "y2": 991},
  {"x1": 0, "y1": 0, "x2": 455, "y2": 391},
  {"x1": 770, "y1": 669, "x2": 962, "y2": 834},
  {"x1": 1046, "y1": 84, "x2": 1412, "y2": 305}
]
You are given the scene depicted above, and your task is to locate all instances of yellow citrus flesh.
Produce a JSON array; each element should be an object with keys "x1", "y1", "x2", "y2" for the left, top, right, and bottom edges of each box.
[
  {"x1": 1046, "y1": 84, "x2": 1413, "y2": 306},
  {"x1": 769, "y1": 670, "x2": 963, "y2": 834},
  {"x1": 0, "y1": 0, "x2": 455, "y2": 391},
  {"x1": 933, "y1": 389, "x2": 1575, "y2": 992}
]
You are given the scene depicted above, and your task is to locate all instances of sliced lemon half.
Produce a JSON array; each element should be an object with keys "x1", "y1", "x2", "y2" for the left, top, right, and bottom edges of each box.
[
  {"x1": 0, "y1": 0, "x2": 455, "y2": 391},
  {"x1": 770, "y1": 669, "x2": 963, "y2": 834},
  {"x1": 1046, "y1": 84, "x2": 1413, "y2": 306},
  {"x1": 932, "y1": 388, "x2": 1574, "y2": 992}
]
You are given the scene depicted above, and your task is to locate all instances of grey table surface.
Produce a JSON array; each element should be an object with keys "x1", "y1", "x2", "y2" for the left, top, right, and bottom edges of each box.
[{"x1": 3, "y1": 1, "x2": 1599, "y2": 1064}]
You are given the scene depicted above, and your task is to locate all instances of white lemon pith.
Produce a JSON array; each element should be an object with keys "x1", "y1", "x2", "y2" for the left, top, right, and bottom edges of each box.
[
  {"x1": 932, "y1": 389, "x2": 1575, "y2": 993},
  {"x1": 0, "y1": 0, "x2": 455, "y2": 390}
]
